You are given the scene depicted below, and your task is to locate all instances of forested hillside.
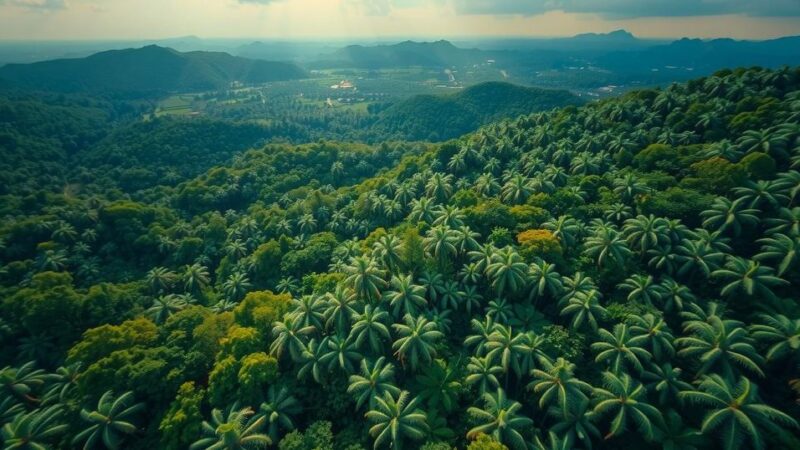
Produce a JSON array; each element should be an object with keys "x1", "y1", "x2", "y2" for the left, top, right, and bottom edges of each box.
[
  {"x1": 374, "y1": 82, "x2": 582, "y2": 141},
  {"x1": 0, "y1": 46, "x2": 307, "y2": 97},
  {"x1": 1, "y1": 66, "x2": 800, "y2": 450}
]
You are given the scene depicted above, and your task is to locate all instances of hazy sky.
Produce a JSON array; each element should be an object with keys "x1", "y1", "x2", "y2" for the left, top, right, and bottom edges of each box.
[{"x1": 1, "y1": 0, "x2": 799, "y2": 40}]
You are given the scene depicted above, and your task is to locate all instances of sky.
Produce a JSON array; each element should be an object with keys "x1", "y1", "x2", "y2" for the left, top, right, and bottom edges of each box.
[{"x1": 0, "y1": 0, "x2": 799, "y2": 40}]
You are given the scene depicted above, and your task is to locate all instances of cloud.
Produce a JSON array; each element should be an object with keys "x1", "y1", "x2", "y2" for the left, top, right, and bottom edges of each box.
[
  {"x1": 0, "y1": 0, "x2": 67, "y2": 10},
  {"x1": 451, "y1": 0, "x2": 800, "y2": 18}
]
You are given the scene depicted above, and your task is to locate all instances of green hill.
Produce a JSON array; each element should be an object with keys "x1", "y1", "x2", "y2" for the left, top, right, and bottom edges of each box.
[
  {"x1": 374, "y1": 81, "x2": 583, "y2": 141},
  {"x1": 0, "y1": 45, "x2": 307, "y2": 97},
  {"x1": 313, "y1": 39, "x2": 486, "y2": 69}
]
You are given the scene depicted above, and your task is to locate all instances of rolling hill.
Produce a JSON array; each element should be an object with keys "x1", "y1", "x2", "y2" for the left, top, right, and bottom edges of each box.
[
  {"x1": 312, "y1": 40, "x2": 486, "y2": 69},
  {"x1": 0, "y1": 45, "x2": 307, "y2": 96},
  {"x1": 373, "y1": 81, "x2": 582, "y2": 141}
]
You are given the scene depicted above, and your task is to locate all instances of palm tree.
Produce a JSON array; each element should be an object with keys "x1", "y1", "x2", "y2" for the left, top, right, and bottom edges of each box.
[
  {"x1": 502, "y1": 174, "x2": 533, "y2": 204},
  {"x1": 426, "y1": 173, "x2": 454, "y2": 202},
  {"x1": 1, "y1": 405, "x2": 67, "y2": 449},
  {"x1": 701, "y1": 198, "x2": 760, "y2": 237},
  {"x1": 591, "y1": 324, "x2": 651, "y2": 374},
  {"x1": 559, "y1": 289, "x2": 606, "y2": 332},
  {"x1": 584, "y1": 227, "x2": 632, "y2": 269},
  {"x1": 349, "y1": 305, "x2": 391, "y2": 353},
  {"x1": 547, "y1": 397, "x2": 601, "y2": 450},
  {"x1": 628, "y1": 313, "x2": 675, "y2": 361},
  {"x1": 222, "y1": 272, "x2": 252, "y2": 302},
  {"x1": 258, "y1": 385, "x2": 301, "y2": 443},
  {"x1": 372, "y1": 233, "x2": 404, "y2": 272},
  {"x1": 413, "y1": 359, "x2": 461, "y2": 413},
  {"x1": 464, "y1": 316, "x2": 498, "y2": 356},
  {"x1": 680, "y1": 375, "x2": 798, "y2": 450},
  {"x1": 322, "y1": 286, "x2": 357, "y2": 334},
  {"x1": 528, "y1": 260, "x2": 563, "y2": 303},
  {"x1": 675, "y1": 238, "x2": 725, "y2": 279},
  {"x1": 270, "y1": 315, "x2": 315, "y2": 362},
  {"x1": 467, "y1": 388, "x2": 533, "y2": 450},
  {"x1": 384, "y1": 274, "x2": 427, "y2": 319},
  {"x1": 737, "y1": 128, "x2": 789, "y2": 158},
  {"x1": 466, "y1": 356, "x2": 502, "y2": 394},
  {"x1": 73, "y1": 390, "x2": 144, "y2": 449},
  {"x1": 424, "y1": 225, "x2": 459, "y2": 264},
  {"x1": 365, "y1": 391, "x2": 428, "y2": 450},
  {"x1": 408, "y1": 197, "x2": 439, "y2": 224},
  {"x1": 348, "y1": 357, "x2": 401, "y2": 410},
  {"x1": 613, "y1": 173, "x2": 648, "y2": 203},
  {"x1": 642, "y1": 362, "x2": 693, "y2": 406},
  {"x1": 276, "y1": 276, "x2": 299, "y2": 295},
  {"x1": 676, "y1": 315, "x2": 765, "y2": 378},
  {"x1": 319, "y1": 334, "x2": 361, "y2": 374},
  {"x1": 344, "y1": 256, "x2": 387, "y2": 304},
  {"x1": 617, "y1": 274, "x2": 664, "y2": 308},
  {"x1": 486, "y1": 246, "x2": 528, "y2": 296},
  {"x1": 436, "y1": 280, "x2": 464, "y2": 310},
  {"x1": 528, "y1": 357, "x2": 593, "y2": 419},
  {"x1": 485, "y1": 324, "x2": 528, "y2": 379},
  {"x1": 754, "y1": 233, "x2": 799, "y2": 276},
  {"x1": 290, "y1": 295, "x2": 326, "y2": 330},
  {"x1": 542, "y1": 215, "x2": 582, "y2": 249},
  {"x1": 712, "y1": 256, "x2": 787, "y2": 300},
  {"x1": 658, "y1": 277, "x2": 696, "y2": 313},
  {"x1": 190, "y1": 403, "x2": 270, "y2": 450},
  {"x1": 749, "y1": 314, "x2": 800, "y2": 363},
  {"x1": 144, "y1": 266, "x2": 176, "y2": 294},
  {"x1": 146, "y1": 294, "x2": 189, "y2": 324},
  {"x1": 591, "y1": 371, "x2": 662, "y2": 441},
  {"x1": 392, "y1": 314, "x2": 443, "y2": 370},
  {"x1": 183, "y1": 263, "x2": 210, "y2": 294},
  {"x1": 623, "y1": 215, "x2": 669, "y2": 253},
  {"x1": 1, "y1": 361, "x2": 51, "y2": 404}
]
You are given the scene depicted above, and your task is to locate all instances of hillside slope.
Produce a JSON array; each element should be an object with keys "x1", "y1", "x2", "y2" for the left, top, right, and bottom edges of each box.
[
  {"x1": 0, "y1": 45, "x2": 307, "y2": 96},
  {"x1": 374, "y1": 81, "x2": 583, "y2": 141}
]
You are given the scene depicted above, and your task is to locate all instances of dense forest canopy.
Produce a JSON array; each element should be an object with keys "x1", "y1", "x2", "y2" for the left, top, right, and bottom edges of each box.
[{"x1": 1, "y1": 66, "x2": 800, "y2": 450}]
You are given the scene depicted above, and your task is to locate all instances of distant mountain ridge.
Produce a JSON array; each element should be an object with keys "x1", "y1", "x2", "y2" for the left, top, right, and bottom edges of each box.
[
  {"x1": 0, "y1": 45, "x2": 307, "y2": 96},
  {"x1": 374, "y1": 81, "x2": 583, "y2": 141},
  {"x1": 312, "y1": 40, "x2": 486, "y2": 69}
]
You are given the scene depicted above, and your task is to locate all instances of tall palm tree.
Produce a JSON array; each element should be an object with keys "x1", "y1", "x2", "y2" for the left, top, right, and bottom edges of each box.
[
  {"x1": 628, "y1": 313, "x2": 675, "y2": 362},
  {"x1": 712, "y1": 256, "x2": 787, "y2": 300},
  {"x1": 676, "y1": 315, "x2": 765, "y2": 378},
  {"x1": 424, "y1": 225, "x2": 459, "y2": 264},
  {"x1": 349, "y1": 305, "x2": 391, "y2": 353},
  {"x1": 641, "y1": 362, "x2": 693, "y2": 406},
  {"x1": 384, "y1": 275, "x2": 427, "y2": 319},
  {"x1": 413, "y1": 359, "x2": 462, "y2": 413},
  {"x1": 365, "y1": 391, "x2": 428, "y2": 450},
  {"x1": 528, "y1": 357, "x2": 593, "y2": 419},
  {"x1": 584, "y1": 228, "x2": 632, "y2": 269},
  {"x1": 680, "y1": 375, "x2": 798, "y2": 450},
  {"x1": 270, "y1": 315, "x2": 315, "y2": 362},
  {"x1": 392, "y1": 315, "x2": 443, "y2": 371},
  {"x1": 754, "y1": 233, "x2": 799, "y2": 276},
  {"x1": 1, "y1": 405, "x2": 67, "y2": 449},
  {"x1": 591, "y1": 371, "x2": 662, "y2": 441},
  {"x1": 344, "y1": 256, "x2": 387, "y2": 304},
  {"x1": 323, "y1": 285, "x2": 357, "y2": 334},
  {"x1": 528, "y1": 260, "x2": 563, "y2": 303},
  {"x1": 183, "y1": 263, "x2": 210, "y2": 294},
  {"x1": 701, "y1": 198, "x2": 760, "y2": 237},
  {"x1": 144, "y1": 266, "x2": 176, "y2": 294},
  {"x1": 749, "y1": 314, "x2": 800, "y2": 363},
  {"x1": 190, "y1": 403, "x2": 270, "y2": 450},
  {"x1": 466, "y1": 356, "x2": 502, "y2": 394},
  {"x1": 591, "y1": 324, "x2": 651, "y2": 374},
  {"x1": 222, "y1": 272, "x2": 252, "y2": 302},
  {"x1": 146, "y1": 294, "x2": 189, "y2": 324},
  {"x1": 617, "y1": 274, "x2": 664, "y2": 308},
  {"x1": 372, "y1": 233, "x2": 404, "y2": 272},
  {"x1": 464, "y1": 316, "x2": 498, "y2": 357},
  {"x1": 1, "y1": 361, "x2": 52, "y2": 404},
  {"x1": 348, "y1": 357, "x2": 401, "y2": 410},
  {"x1": 559, "y1": 289, "x2": 606, "y2": 332},
  {"x1": 73, "y1": 390, "x2": 144, "y2": 449},
  {"x1": 485, "y1": 324, "x2": 528, "y2": 380},
  {"x1": 486, "y1": 246, "x2": 529, "y2": 296},
  {"x1": 467, "y1": 388, "x2": 533, "y2": 450},
  {"x1": 258, "y1": 385, "x2": 301, "y2": 443}
]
